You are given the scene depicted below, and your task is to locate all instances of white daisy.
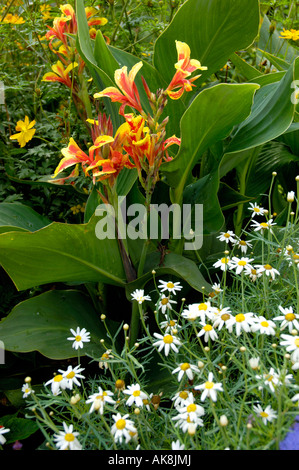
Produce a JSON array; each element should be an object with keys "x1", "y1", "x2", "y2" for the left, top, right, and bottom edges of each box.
[
  {"x1": 152, "y1": 332, "x2": 181, "y2": 356},
  {"x1": 244, "y1": 267, "x2": 262, "y2": 282},
  {"x1": 158, "y1": 280, "x2": 183, "y2": 295},
  {"x1": 250, "y1": 219, "x2": 276, "y2": 234},
  {"x1": 53, "y1": 422, "x2": 82, "y2": 450},
  {"x1": 172, "y1": 412, "x2": 204, "y2": 433},
  {"x1": 21, "y1": 383, "x2": 34, "y2": 398},
  {"x1": 217, "y1": 230, "x2": 236, "y2": 244},
  {"x1": 86, "y1": 386, "x2": 116, "y2": 414},
  {"x1": 158, "y1": 294, "x2": 177, "y2": 314},
  {"x1": 210, "y1": 306, "x2": 233, "y2": 331},
  {"x1": 99, "y1": 349, "x2": 113, "y2": 369},
  {"x1": 181, "y1": 304, "x2": 201, "y2": 322},
  {"x1": 233, "y1": 238, "x2": 253, "y2": 254},
  {"x1": 248, "y1": 202, "x2": 266, "y2": 217},
  {"x1": 172, "y1": 440, "x2": 185, "y2": 450},
  {"x1": 194, "y1": 372, "x2": 223, "y2": 402},
  {"x1": 280, "y1": 334, "x2": 299, "y2": 361},
  {"x1": 190, "y1": 301, "x2": 212, "y2": 322},
  {"x1": 131, "y1": 289, "x2": 151, "y2": 304},
  {"x1": 159, "y1": 318, "x2": 181, "y2": 334},
  {"x1": 0, "y1": 426, "x2": 10, "y2": 445},
  {"x1": 197, "y1": 322, "x2": 218, "y2": 342},
  {"x1": 251, "y1": 316, "x2": 276, "y2": 335},
  {"x1": 254, "y1": 264, "x2": 280, "y2": 280},
  {"x1": 59, "y1": 365, "x2": 85, "y2": 390},
  {"x1": 228, "y1": 256, "x2": 254, "y2": 275},
  {"x1": 172, "y1": 362, "x2": 200, "y2": 382},
  {"x1": 213, "y1": 256, "x2": 230, "y2": 271},
  {"x1": 256, "y1": 368, "x2": 293, "y2": 393},
  {"x1": 172, "y1": 389, "x2": 191, "y2": 409},
  {"x1": 45, "y1": 373, "x2": 68, "y2": 396},
  {"x1": 111, "y1": 413, "x2": 137, "y2": 444},
  {"x1": 174, "y1": 394, "x2": 205, "y2": 422},
  {"x1": 67, "y1": 327, "x2": 91, "y2": 350},
  {"x1": 123, "y1": 383, "x2": 148, "y2": 408},
  {"x1": 225, "y1": 312, "x2": 256, "y2": 336},
  {"x1": 273, "y1": 306, "x2": 299, "y2": 333},
  {"x1": 253, "y1": 404, "x2": 277, "y2": 425},
  {"x1": 211, "y1": 283, "x2": 223, "y2": 294}
]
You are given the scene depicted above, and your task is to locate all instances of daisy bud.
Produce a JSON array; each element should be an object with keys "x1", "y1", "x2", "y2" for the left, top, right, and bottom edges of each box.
[
  {"x1": 272, "y1": 171, "x2": 277, "y2": 176},
  {"x1": 100, "y1": 339, "x2": 105, "y2": 343},
  {"x1": 181, "y1": 298, "x2": 186, "y2": 302},
  {"x1": 100, "y1": 314, "x2": 106, "y2": 320},
  {"x1": 240, "y1": 346, "x2": 246, "y2": 352},
  {"x1": 291, "y1": 211, "x2": 295, "y2": 216},
  {"x1": 188, "y1": 423, "x2": 196, "y2": 436},
  {"x1": 24, "y1": 376, "x2": 32, "y2": 383},
  {"x1": 115, "y1": 379, "x2": 125, "y2": 391},
  {"x1": 204, "y1": 346, "x2": 210, "y2": 352},
  {"x1": 70, "y1": 394, "x2": 80, "y2": 405},
  {"x1": 123, "y1": 324, "x2": 129, "y2": 331},
  {"x1": 197, "y1": 361, "x2": 204, "y2": 369},
  {"x1": 224, "y1": 250, "x2": 229, "y2": 255},
  {"x1": 134, "y1": 343, "x2": 140, "y2": 348},
  {"x1": 285, "y1": 353, "x2": 291, "y2": 359},
  {"x1": 125, "y1": 336, "x2": 130, "y2": 341},
  {"x1": 221, "y1": 365, "x2": 227, "y2": 371},
  {"x1": 295, "y1": 175, "x2": 299, "y2": 181},
  {"x1": 286, "y1": 245, "x2": 293, "y2": 251},
  {"x1": 134, "y1": 408, "x2": 140, "y2": 415},
  {"x1": 272, "y1": 343, "x2": 277, "y2": 348},
  {"x1": 291, "y1": 329, "x2": 298, "y2": 336},
  {"x1": 152, "y1": 270, "x2": 156, "y2": 274},
  {"x1": 247, "y1": 423, "x2": 253, "y2": 429},
  {"x1": 287, "y1": 191, "x2": 295, "y2": 202},
  {"x1": 220, "y1": 415, "x2": 228, "y2": 427},
  {"x1": 172, "y1": 328, "x2": 178, "y2": 335},
  {"x1": 249, "y1": 357, "x2": 260, "y2": 370}
]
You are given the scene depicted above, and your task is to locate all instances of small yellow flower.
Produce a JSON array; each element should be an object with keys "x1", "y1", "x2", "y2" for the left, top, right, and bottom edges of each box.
[{"x1": 9, "y1": 116, "x2": 36, "y2": 147}]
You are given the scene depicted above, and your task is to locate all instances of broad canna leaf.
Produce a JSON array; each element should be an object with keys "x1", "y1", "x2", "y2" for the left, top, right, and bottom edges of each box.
[
  {"x1": 0, "y1": 290, "x2": 109, "y2": 360},
  {"x1": 0, "y1": 215, "x2": 126, "y2": 291},
  {"x1": 0, "y1": 202, "x2": 51, "y2": 232}
]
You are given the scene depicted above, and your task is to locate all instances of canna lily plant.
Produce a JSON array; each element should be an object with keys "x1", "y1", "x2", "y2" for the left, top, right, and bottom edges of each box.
[{"x1": 1, "y1": 0, "x2": 298, "y2": 383}]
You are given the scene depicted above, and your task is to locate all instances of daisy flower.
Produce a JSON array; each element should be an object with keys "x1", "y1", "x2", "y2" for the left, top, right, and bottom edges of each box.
[
  {"x1": 172, "y1": 440, "x2": 185, "y2": 450},
  {"x1": 280, "y1": 334, "x2": 299, "y2": 361},
  {"x1": 123, "y1": 383, "x2": 148, "y2": 408},
  {"x1": 225, "y1": 312, "x2": 256, "y2": 336},
  {"x1": 152, "y1": 332, "x2": 181, "y2": 356},
  {"x1": 181, "y1": 304, "x2": 201, "y2": 322},
  {"x1": 111, "y1": 413, "x2": 137, "y2": 445},
  {"x1": 59, "y1": 365, "x2": 85, "y2": 390},
  {"x1": 255, "y1": 368, "x2": 293, "y2": 393},
  {"x1": 45, "y1": 373, "x2": 68, "y2": 396},
  {"x1": 217, "y1": 230, "x2": 236, "y2": 244},
  {"x1": 172, "y1": 389, "x2": 191, "y2": 409},
  {"x1": 158, "y1": 294, "x2": 177, "y2": 314},
  {"x1": 131, "y1": 289, "x2": 151, "y2": 304},
  {"x1": 233, "y1": 238, "x2": 253, "y2": 254},
  {"x1": 0, "y1": 426, "x2": 10, "y2": 445},
  {"x1": 99, "y1": 349, "x2": 113, "y2": 369},
  {"x1": 190, "y1": 301, "x2": 212, "y2": 322},
  {"x1": 159, "y1": 318, "x2": 181, "y2": 334},
  {"x1": 210, "y1": 306, "x2": 233, "y2": 331},
  {"x1": 21, "y1": 383, "x2": 34, "y2": 398},
  {"x1": 194, "y1": 372, "x2": 223, "y2": 402},
  {"x1": 250, "y1": 219, "x2": 276, "y2": 234},
  {"x1": 158, "y1": 280, "x2": 183, "y2": 295},
  {"x1": 213, "y1": 256, "x2": 230, "y2": 271},
  {"x1": 172, "y1": 413, "x2": 204, "y2": 433},
  {"x1": 211, "y1": 283, "x2": 223, "y2": 294},
  {"x1": 254, "y1": 264, "x2": 280, "y2": 280},
  {"x1": 251, "y1": 316, "x2": 276, "y2": 335},
  {"x1": 244, "y1": 267, "x2": 262, "y2": 282},
  {"x1": 248, "y1": 202, "x2": 266, "y2": 217},
  {"x1": 273, "y1": 306, "x2": 299, "y2": 333},
  {"x1": 253, "y1": 404, "x2": 277, "y2": 425},
  {"x1": 228, "y1": 256, "x2": 254, "y2": 275},
  {"x1": 86, "y1": 386, "x2": 116, "y2": 414},
  {"x1": 53, "y1": 422, "x2": 82, "y2": 450},
  {"x1": 174, "y1": 394, "x2": 205, "y2": 422},
  {"x1": 67, "y1": 327, "x2": 91, "y2": 350},
  {"x1": 172, "y1": 362, "x2": 200, "y2": 382},
  {"x1": 197, "y1": 322, "x2": 218, "y2": 342}
]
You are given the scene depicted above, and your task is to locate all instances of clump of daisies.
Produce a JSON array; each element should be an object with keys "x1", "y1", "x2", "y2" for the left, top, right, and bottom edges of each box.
[{"x1": 21, "y1": 189, "x2": 299, "y2": 450}]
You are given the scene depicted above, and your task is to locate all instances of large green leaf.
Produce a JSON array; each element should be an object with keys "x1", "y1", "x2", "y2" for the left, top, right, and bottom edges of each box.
[
  {"x1": 160, "y1": 83, "x2": 259, "y2": 203},
  {"x1": 0, "y1": 202, "x2": 51, "y2": 232},
  {"x1": 154, "y1": 0, "x2": 260, "y2": 87},
  {"x1": 0, "y1": 215, "x2": 126, "y2": 291},
  {"x1": 0, "y1": 290, "x2": 108, "y2": 360},
  {"x1": 228, "y1": 57, "x2": 299, "y2": 152}
]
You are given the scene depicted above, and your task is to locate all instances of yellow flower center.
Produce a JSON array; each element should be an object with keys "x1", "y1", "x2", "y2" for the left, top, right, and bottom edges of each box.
[
  {"x1": 235, "y1": 314, "x2": 245, "y2": 323},
  {"x1": 251, "y1": 269, "x2": 257, "y2": 274},
  {"x1": 54, "y1": 374, "x2": 64, "y2": 382},
  {"x1": 261, "y1": 321, "x2": 269, "y2": 327},
  {"x1": 65, "y1": 433, "x2": 75, "y2": 442},
  {"x1": 238, "y1": 260, "x2": 247, "y2": 266},
  {"x1": 163, "y1": 334, "x2": 173, "y2": 344},
  {"x1": 266, "y1": 375, "x2": 274, "y2": 382},
  {"x1": 75, "y1": 335, "x2": 82, "y2": 342},
  {"x1": 221, "y1": 314, "x2": 230, "y2": 321},
  {"x1": 295, "y1": 338, "x2": 299, "y2": 348},
  {"x1": 66, "y1": 371, "x2": 75, "y2": 379},
  {"x1": 260, "y1": 222, "x2": 268, "y2": 229},
  {"x1": 224, "y1": 233, "x2": 230, "y2": 238},
  {"x1": 260, "y1": 412, "x2": 268, "y2": 418},
  {"x1": 167, "y1": 282, "x2": 174, "y2": 289},
  {"x1": 116, "y1": 419, "x2": 126, "y2": 430},
  {"x1": 179, "y1": 391, "x2": 189, "y2": 399},
  {"x1": 161, "y1": 298, "x2": 169, "y2": 305},
  {"x1": 133, "y1": 390, "x2": 141, "y2": 397},
  {"x1": 264, "y1": 264, "x2": 272, "y2": 270},
  {"x1": 240, "y1": 240, "x2": 247, "y2": 245},
  {"x1": 102, "y1": 353, "x2": 109, "y2": 359},
  {"x1": 203, "y1": 324, "x2": 213, "y2": 331},
  {"x1": 285, "y1": 313, "x2": 296, "y2": 321},
  {"x1": 198, "y1": 303, "x2": 208, "y2": 310},
  {"x1": 169, "y1": 320, "x2": 176, "y2": 326},
  {"x1": 115, "y1": 379, "x2": 125, "y2": 389},
  {"x1": 253, "y1": 207, "x2": 260, "y2": 213},
  {"x1": 205, "y1": 381, "x2": 214, "y2": 389},
  {"x1": 180, "y1": 363, "x2": 190, "y2": 371},
  {"x1": 221, "y1": 257, "x2": 229, "y2": 264},
  {"x1": 187, "y1": 404, "x2": 197, "y2": 413}
]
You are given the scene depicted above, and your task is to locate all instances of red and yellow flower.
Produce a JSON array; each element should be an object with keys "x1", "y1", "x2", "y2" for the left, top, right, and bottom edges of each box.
[
  {"x1": 166, "y1": 41, "x2": 207, "y2": 100},
  {"x1": 42, "y1": 61, "x2": 78, "y2": 89}
]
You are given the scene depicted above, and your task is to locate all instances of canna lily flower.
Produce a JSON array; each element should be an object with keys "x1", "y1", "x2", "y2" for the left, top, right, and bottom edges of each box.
[
  {"x1": 45, "y1": 16, "x2": 70, "y2": 47},
  {"x1": 94, "y1": 62, "x2": 144, "y2": 116},
  {"x1": 85, "y1": 6, "x2": 108, "y2": 27},
  {"x1": 166, "y1": 41, "x2": 207, "y2": 100},
  {"x1": 9, "y1": 116, "x2": 36, "y2": 147},
  {"x1": 42, "y1": 61, "x2": 78, "y2": 89}
]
